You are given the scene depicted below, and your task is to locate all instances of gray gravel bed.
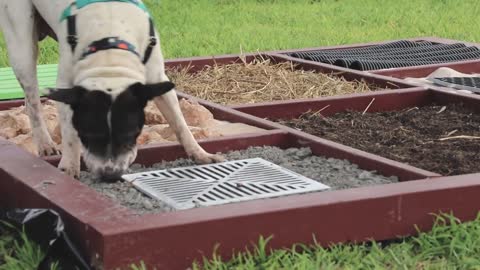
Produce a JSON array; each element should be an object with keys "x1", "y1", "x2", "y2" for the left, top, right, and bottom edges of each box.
[{"x1": 78, "y1": 146, "x2": 398, "y2": 214}]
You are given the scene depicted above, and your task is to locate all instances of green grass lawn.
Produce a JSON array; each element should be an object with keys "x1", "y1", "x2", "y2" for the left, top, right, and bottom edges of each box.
[
  {"x1": 1, "y1": 0, "x2": 480, "y2": 67},
  {"x1": 193, "y1": 214, "x2": 480, "y2": 270}
]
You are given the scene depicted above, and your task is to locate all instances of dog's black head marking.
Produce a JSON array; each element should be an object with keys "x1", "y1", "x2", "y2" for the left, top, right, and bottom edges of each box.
[{"x1": 48, "y1": 81, "x2": 175, "y2": 178}]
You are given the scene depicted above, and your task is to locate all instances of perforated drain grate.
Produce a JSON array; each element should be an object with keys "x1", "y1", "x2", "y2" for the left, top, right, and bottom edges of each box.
[
  {"x1": 430, "y1": 77, "x2": 480, "y2": 93},
  {"x1": 122, "y1": 158, "x2": 330, "y2": 210}
]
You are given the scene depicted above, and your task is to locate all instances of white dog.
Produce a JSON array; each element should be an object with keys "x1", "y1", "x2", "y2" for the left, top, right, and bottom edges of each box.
[{"x1": 0, "y1": 0, "x2": 223, "y2": 180}]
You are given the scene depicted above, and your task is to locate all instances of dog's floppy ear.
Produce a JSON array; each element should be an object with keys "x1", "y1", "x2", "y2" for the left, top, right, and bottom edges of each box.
[
  {"x1": 129, "y1": 81, "x2": 175, "y2": 104},
  {"x1": 47, "y1": 86, "x2": 87, "y2": 106}
]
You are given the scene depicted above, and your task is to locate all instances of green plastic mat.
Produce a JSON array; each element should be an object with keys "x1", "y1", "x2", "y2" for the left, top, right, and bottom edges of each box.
[{"x1": 0, "y1": 64, "x2": 58, "y2": 100}]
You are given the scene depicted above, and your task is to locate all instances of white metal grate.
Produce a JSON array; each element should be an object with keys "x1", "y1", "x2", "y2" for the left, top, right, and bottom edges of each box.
[
  {"x1": 122, "y1": 158, "x2": 330, "y2": 210},
  {"x1": 430, "y1": 77, "x2": 480, "y2": 93}
]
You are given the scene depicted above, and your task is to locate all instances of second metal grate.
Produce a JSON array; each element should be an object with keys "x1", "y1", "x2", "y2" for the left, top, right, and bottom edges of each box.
[{"x1": 430, "y1": 77, "x2": 480, "y2": 93}]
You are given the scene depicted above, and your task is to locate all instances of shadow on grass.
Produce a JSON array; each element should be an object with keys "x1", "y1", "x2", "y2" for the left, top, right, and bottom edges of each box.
[{"x1": 0, "y1": 222, "x2": 59, "y2": 270}]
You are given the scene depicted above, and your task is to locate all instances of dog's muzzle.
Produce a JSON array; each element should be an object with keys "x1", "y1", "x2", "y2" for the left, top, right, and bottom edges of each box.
[
  {"x1": 82, "y1": 147, "x2": 138, "y2": 181},
  {"x1": 97, "y1": 166, "x2": 124, "y2": 181}
]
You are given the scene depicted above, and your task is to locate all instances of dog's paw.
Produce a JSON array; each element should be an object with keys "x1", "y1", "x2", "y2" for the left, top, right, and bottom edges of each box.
[
  {"x1": 58, "y1": 164, "x2": 80, "y2": 179},
  {"x1": 191, "y1": 151, "x2": 226, "y2": 164},
  {"x1": 37, "y1": 141, "x2": 61, "y2": 156},
  {"x1": 33, "y1": 131, "x2": 61, "y2": 156},
  {"x1": 58, "y1": 157, "x2": 80, "y2": 179}
]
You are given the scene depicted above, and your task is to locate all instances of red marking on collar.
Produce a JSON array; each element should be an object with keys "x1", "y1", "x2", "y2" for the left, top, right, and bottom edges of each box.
[{"x1": 118, "y1": 43, "x2": 129, "y2": 50}]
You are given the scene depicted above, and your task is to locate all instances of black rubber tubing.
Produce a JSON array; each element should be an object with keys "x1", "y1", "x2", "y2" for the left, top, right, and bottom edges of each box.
[
  {"x1": 307, "y1": 43, "x2": 466, "y2": 60},
  {"x1": 299, "y1": 43, "x2": 468, "y2": 64},
  {"x1": 286, "y1": 39, "x2": 480, "y2": 70},
  {"x1": 288, "y1": 40, "x2": 434, "y2": 58},
  {"x1": 332, "y1": 45, "x2": 478, "y2": 68},
  {"x1": 350, "y1": 50, "x2": 480, "y2": 70}
]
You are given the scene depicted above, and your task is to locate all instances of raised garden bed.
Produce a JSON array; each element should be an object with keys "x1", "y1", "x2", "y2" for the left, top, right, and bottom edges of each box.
[
  {"x1": 167, "y1": 58, "x2": 395, "y2": 105},
  {"x1": 1, "y1": 131, "x2": 480, "y2": 269},
  {"x1": 233, "y1": 88, "x2": 480, "y2": 177},
  {"x1": 160, "y1": 41, "x2": 427, "y2": 106},
  {"x1": 79, "y1": 145, "x2": 398, "y2": 214},
  {"x1": 279, "y1": 103, "x2": 479, "y2": 175}
]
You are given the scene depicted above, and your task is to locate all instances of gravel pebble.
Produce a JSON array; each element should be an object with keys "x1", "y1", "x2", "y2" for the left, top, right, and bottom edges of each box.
[{"x1": 78, "y1": 146, "x2": 398, "y2": 214}]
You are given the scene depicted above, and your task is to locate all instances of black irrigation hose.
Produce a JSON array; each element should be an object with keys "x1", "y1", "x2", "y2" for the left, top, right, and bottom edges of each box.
[
  {"x1": 304, "y1": 43, "x2": 468, "y2": 64},
  {"x1": 286, "y1": 40, "x2": 480, "y2": 70},
  {"x1": 289, "y1": 40, "x2": 434, "y2": 59},
  {"x1": 351, "y1": 50, "x2": 480, "y2": 70},
  {"x1": 333, "y1": 46, "x2": 478, "y2": 68}
]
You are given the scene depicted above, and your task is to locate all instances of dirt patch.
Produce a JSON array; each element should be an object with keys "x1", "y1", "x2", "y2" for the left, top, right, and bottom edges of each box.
[
  {"x1": 0, "y1": 99, "x2": 264, "y2": 155},
  {"x1": 168, "y1": 58, "x2": 378, "y2": 105},
  {"x1": 278, "y1": 103, "x2": 480, "y2": 175},
  {"x1": 78, "y1": 146, "x2": 398, "y2": 214}
]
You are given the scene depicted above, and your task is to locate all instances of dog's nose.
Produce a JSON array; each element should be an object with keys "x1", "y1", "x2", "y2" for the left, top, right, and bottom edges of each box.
[{"x1": 98, "y1": 167, "x2": 124, "y2": 182}]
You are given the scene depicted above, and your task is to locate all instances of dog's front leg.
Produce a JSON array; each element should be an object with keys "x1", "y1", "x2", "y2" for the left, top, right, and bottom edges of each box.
[
  {"x1": 153, "y1": 90, "x2": 225, "y2": 164},
  {"x1": 55, "y1": 43, "x2": 82, "y2": 179},
  {"x1": 56, "y1": 103, "x2": 81, "y2": 178},
  {"x1": 144, "y1": 33, "x2": 223, "y2": 164},
  {"x1": 0, "y1": 3, "x2": 58, "y2": 156}
]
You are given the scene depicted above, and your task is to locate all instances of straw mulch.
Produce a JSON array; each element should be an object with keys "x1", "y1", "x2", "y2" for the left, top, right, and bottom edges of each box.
[{"x1": 167, "y1": 58, "x2": 375, "y2": 105}]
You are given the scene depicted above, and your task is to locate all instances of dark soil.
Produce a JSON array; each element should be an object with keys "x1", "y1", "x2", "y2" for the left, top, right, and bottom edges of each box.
[{"x1": 278, "y1": 103, "x2": 480, "y2": 175}]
